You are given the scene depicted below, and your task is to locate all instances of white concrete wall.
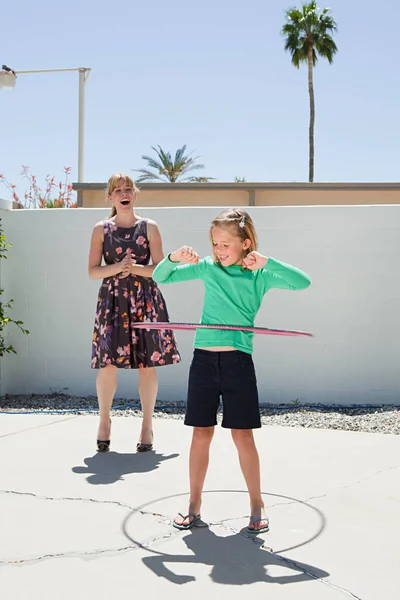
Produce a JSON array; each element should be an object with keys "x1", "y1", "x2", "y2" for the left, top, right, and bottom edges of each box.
[
  {"x1": 0, "y1": 205, "x2": 399, "y2": 405},
  {"x1": 0, "y1": 197, "x2": 13, "y2": 210}
]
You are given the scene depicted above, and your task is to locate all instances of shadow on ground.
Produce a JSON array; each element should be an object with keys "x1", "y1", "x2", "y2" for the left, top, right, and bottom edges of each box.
[
  {"x1": 141, "y1": 526, "x2": 329, "y2": 586},
  {"x1": 72, "y1": 451, "x2": 179, "y2": 484}
]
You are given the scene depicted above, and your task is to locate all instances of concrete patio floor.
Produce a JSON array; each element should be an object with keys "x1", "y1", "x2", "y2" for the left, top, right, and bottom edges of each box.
[{"x1": 0, "y1": 414, "x2": 399, "y2": 599}]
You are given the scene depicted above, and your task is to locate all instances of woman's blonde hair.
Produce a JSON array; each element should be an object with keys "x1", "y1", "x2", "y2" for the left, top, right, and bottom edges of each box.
[
  {"x1": 210, "y1": 208, "x2": 258, "y2": 262},
  {"x1": 107, "y1": 173, "x2": 139, "y2": 218}
]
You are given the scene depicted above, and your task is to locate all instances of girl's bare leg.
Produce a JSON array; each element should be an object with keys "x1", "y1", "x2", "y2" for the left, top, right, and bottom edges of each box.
[
  {"x1": 231, "y1": 429, "x2": 268, "y2": 531},
  {"x1": 174, "y1": 426, "x2": 214, "y2": 526}
]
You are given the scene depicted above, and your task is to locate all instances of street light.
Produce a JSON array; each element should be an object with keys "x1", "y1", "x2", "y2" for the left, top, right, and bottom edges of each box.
[{"x1": 0, "y1": 66, "x2": 91, "y2": 183}]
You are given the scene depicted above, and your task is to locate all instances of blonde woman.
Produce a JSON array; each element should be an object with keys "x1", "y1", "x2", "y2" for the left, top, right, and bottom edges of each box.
[{"x1": 89, "y1": 173, "x2": 180, "y2": 453}]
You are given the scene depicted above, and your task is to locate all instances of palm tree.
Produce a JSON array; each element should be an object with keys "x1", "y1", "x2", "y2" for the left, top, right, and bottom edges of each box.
[
  {"x1": 133, "y1": 145, "x2": 215, "y2": 183},
  {"x1": 282, "y1": 2, "x2": 337, "y2": 182}
]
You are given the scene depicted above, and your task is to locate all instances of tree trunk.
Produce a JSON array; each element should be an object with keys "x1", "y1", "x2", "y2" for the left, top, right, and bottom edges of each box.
[{"x1": 308, "y1": 48, "x2": 315, "y2": 183}]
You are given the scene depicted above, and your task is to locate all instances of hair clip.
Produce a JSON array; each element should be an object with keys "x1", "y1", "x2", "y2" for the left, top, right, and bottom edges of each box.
[{"x1": 239, "y1": 216, "x2": 246, "y2": 228}]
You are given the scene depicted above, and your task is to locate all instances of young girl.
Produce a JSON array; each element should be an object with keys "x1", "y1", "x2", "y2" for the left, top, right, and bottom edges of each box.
[
  {"x1": 153, "y1": 208, "x2": 311, "y2": 532},
  {"x1": 88, "y1": 173, "x2": 180, "y2": 453}
]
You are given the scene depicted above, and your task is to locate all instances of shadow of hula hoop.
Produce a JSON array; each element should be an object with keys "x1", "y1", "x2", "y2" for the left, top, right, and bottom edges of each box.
[{"x1": 122, "y1": 489, "x2": 326, "y2": 556}]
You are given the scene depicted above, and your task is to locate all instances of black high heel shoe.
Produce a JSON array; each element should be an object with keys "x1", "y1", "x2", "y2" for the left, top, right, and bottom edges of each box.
[
  {"x1": 97, "y1": 419, "x2": 111, "y2": 452},
  {"x1": 136, "y1": 430, "x2": 153, "y2": 452}
]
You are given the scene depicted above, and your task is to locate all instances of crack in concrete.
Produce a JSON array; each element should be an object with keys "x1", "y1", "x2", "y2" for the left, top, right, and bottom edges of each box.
[
  {"x1": 0, "y1": 487, "x2": 380, "y2": 597},
  {"x1": 0, "y1": 545, "x2": 139, "y2": 566},
  {"x1": 236, "y1": 463, "x2": 400, "y2": 512},
  {"x1": 0, "y1": 529, "x2": 181, "y2": 567},
  {"x1": 203, "y1": 464, "x2": 400, "y2": 525},
  {"x1": 0, "y1": 488, "x2": 179, "y2": 567},
  {"x1": 297, "y1": 463, "x2": 400, "y2": 507},
  {"x1": 0, "y1": 488, "x2": 164, "y2": 517},
  {"x1": 341, "y1": 463, "x2": 400, "y2": 489},
  {"x1": 217, "y1": 521, "x2": 363, "y2": 600},
  {"x1": 261, "y1": 549, "x2": 364, "y2": 600},
  {"x1": 0, "y1": 416, "x2": 78, "y2": 439}
]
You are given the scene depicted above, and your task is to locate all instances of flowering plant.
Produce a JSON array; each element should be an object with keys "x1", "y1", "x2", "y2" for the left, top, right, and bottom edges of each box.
[
  {"x1": 0, "y1": 218, "x2": 29, "y2": 356},
  {"x1": 0, "y1": 166, "x2": 78, "y2": 208}
]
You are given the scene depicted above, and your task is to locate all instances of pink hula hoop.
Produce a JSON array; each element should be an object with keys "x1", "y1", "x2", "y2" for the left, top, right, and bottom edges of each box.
[{"x1": 133, "y1": 322, "x2": 313, "y2": 338}]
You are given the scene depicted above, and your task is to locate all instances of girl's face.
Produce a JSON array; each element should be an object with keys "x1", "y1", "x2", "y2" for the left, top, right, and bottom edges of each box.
[
  {"x1": 109, "y1": 180, "x2": 136, "y2": 213},
  {"x1": 211, "y1": 226, "x2": 251, "y2": 267}
]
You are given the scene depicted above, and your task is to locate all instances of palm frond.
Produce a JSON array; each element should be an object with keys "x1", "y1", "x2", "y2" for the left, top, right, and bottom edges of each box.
[
  {"x1": 133, "y1": 169, "x2": 166, "y2": 183},
  {"x1": 140, "y1": 155, "x2": 165, "y2": 172},
  {"x1": 174, "y1": 145, "x2": 188, "y2": 165},
  {"x1": 133, "y1": 144, "x2": 213, "y2": 183},
  {"x1": 153, "y1": 145, "x2": 173, "y2": 169},
  {"x1": 184, "y1": 163, "x2": 206, "y2": 172},
  {"x1": 184, "y1": 176, "x2": 216, "y2": 183},
  {"x1": 282, "y1": 2, "x2": 338, "y2": 67},
  {"x1": 284, "y1": 8, "x2": 304, "y2": 23},
  {"x1": 314, "y1": 34, "x2": 338, "y2": 63}
]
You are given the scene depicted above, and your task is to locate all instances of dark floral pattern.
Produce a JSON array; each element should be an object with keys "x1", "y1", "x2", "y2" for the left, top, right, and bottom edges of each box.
[{"x1": 91, "y1": 219, "x2": 180, "y2": 369}]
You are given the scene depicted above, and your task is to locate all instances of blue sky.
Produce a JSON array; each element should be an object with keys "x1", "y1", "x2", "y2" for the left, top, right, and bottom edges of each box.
[{"x1": 1, "y1": 0, "x2": 399, "y2": 196}]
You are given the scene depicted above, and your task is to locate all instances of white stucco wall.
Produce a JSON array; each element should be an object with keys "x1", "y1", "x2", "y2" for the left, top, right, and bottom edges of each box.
[
  {"x1": 0, "y1": 197, "x2": 13, "y2": 210},
  {"x1": 0, "y1": 205, "x2": 399, "y2": 405}
]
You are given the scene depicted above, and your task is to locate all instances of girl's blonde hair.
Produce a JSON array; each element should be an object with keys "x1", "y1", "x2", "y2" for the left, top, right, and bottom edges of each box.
[
  {"x1": 210, "y1": 208, "x2": 258, "y2": 262},
  {"x1": 107, "y1": 173, "x2": 139, "y2": 218}
]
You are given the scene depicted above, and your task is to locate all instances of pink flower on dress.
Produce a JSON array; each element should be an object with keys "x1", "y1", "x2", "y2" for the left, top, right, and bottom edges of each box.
[
  {"x1": 116, "y1": 247, "x2": 123, "y2": 254},
  {"x1": 125, "y1": 234, "x2": 130, "y2": 239},
  {"x1": 172, "y1": 354, "x2": 180, "y2": 364},
  {"x1": 151, "y1": 351, "x2": 161, "y2": 362},
  {"x1": 137, "y1": 236, "x2": 146, "y2": 246},
  {"x1": 117, "y1": 346, "x2": 124, "y2": 356}
]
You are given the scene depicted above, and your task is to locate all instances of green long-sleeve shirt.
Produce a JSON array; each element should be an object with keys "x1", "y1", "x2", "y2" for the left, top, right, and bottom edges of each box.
[{"x1": 153, "y1": 255, "x2": 311, "y2": 354}]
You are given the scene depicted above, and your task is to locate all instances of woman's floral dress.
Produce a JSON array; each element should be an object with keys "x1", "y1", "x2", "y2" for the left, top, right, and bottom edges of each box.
[{"x1": 91, "y1": 219, "x2": 180, "y2": 369}]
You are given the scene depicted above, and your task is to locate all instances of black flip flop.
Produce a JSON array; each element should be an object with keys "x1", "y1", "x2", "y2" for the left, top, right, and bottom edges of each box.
[{"x1": 173, "y1": 513, "x2": 201, "y2": 530}]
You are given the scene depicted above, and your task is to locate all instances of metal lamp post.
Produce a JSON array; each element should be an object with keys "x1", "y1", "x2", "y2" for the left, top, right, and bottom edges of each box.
[{"x1": 2, "y1": 67, "x2": 91, "y2": 183}]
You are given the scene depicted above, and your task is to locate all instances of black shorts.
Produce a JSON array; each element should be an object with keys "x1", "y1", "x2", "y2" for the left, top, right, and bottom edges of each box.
[{"x1": 185, "y1": 349, "x2": 261, "y2": 429}]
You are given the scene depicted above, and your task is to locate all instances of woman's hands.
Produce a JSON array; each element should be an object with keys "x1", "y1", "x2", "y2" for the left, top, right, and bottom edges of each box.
[{"x1": 118, "y1": 254, "x2": 137, "y2": 278}]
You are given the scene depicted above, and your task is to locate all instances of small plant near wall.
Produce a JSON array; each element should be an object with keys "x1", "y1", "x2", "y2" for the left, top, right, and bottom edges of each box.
[
  {"x1": 0, "y1": 166, "x2": 78, "y2": 208},
  {"x1": 0, "y1": 218, "x2": 29, "y2": 356}
]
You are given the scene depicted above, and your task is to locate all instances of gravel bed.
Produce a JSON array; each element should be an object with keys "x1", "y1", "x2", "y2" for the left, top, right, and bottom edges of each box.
[{"x1": 1, "y1": 393, "x2": 399, "y2": 435}]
